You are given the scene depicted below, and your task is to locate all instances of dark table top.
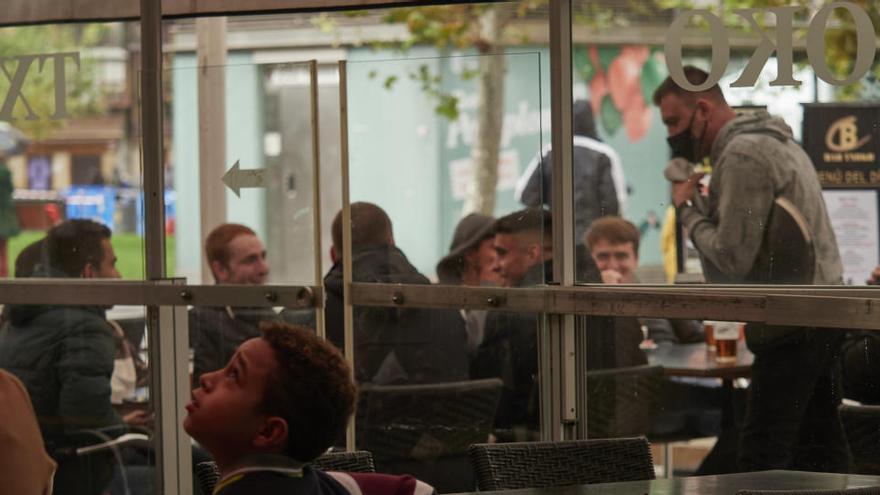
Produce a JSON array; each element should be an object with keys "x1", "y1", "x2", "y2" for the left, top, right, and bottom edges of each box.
[
  {"x1": 646, "y1": 342, "x2": 754, "y2": 380},
  {"x1": 452, "y1": 470, "x2": 880, "y2": 495}
]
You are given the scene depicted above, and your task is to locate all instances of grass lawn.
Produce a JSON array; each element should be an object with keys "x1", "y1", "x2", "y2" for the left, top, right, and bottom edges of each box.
[{"x1": 9, "y1": 230, "x2": 176, "y2": 279}]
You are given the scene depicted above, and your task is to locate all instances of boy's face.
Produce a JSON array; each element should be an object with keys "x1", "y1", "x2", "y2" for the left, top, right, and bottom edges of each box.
[{"x1": 184, "y1": 337, "x2": 280, "y2": 458}]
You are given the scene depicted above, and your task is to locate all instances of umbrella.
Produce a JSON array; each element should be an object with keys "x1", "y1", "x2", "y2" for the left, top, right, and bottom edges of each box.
[{"x1": 0, "y1": 122, "x2": 28, "y2": 157}]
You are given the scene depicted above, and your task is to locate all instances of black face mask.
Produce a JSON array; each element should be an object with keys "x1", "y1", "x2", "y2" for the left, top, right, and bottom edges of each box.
[{"x1": 667, "y1": 111, "x2": 701, "y2": 163}]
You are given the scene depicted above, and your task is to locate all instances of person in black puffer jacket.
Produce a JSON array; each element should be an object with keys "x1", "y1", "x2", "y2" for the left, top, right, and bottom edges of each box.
[{"x1": 0, "y1": 219, "x2": 124, "y2": 495}]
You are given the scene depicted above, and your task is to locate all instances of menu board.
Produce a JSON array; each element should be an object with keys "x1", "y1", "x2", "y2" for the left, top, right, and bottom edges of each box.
[{"x1": 822, "y1": 190, "x2": 879, "y2": 285}]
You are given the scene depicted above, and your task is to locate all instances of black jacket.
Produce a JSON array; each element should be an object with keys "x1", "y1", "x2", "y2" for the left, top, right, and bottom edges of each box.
[
  {"x1": 472, "y1": 256, "x2": 646, "y2": 430},
  {"x1": 324, "y1": 245, "x2": 468, "y2": 385},
  {"x1": 190, "y1": 306, "x2": 282, "y2": 387},
  {"x1": 0, "y1": 302, "x2": 121, "y2": 444}
]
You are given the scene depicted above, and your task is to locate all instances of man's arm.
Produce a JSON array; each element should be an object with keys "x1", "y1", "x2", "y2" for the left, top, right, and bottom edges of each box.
[
  {"x1": 57, "y1": 319, "x2": 122, "y2": 431},
  {"x1": 514, "y1": 151, "x2": 546, "y2": 207},
  {"x1": 679, "y1": 155, "x2": 775, "y2": 279},
  {"x1": 596, "y1": 155, "x2": 619, "y2": 217}
]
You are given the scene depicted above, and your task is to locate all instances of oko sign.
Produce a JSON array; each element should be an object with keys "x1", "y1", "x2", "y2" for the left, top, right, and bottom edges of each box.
[{"x1": 666, "y1": 2, "x2": 875, "y2": 89}]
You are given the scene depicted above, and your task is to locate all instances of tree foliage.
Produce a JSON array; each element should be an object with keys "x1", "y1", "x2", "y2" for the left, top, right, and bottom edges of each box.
[{"x1": 0, "y1": 24, "x2": 108, "y2": 139}]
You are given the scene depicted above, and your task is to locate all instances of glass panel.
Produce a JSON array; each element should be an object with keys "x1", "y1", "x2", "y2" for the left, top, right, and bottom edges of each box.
[
  {"x1": 162, "y1": 60, "x2": 322, "y2": 391},
  {"x1": 569, "y1": 0, "x2": 875, "y2": 479},
  {"x1": 344, "y1": 50, "x2": 543, "y2": 490},
  {"x1": 0, "y1": 21, "x2": 158, "y2": 494}
]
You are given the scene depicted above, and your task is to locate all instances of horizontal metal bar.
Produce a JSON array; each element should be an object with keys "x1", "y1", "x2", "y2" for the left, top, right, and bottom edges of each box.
[
  {"x1": 575, "y1": 284, "x2": 880, "y2": 299},
  {"x1": 0, "y1": 0, "x2": 501, "y2": 26},
  {"x1": 350, "y1": 283, "x2": 880, "y2": 330},
  {"x1": 0, "y1": 280, "x2": 320, "y2": 308}
]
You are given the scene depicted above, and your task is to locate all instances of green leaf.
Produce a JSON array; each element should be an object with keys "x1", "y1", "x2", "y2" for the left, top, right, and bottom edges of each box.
[
  {"x1": 598, "y1": 46, "x2": 620, "y2": 73},
  {"x1": 435, "y1": 94, "x2": 460, "y2": 120},
  {"x1": 640, "y1": 55, "x2": 665, "y2": 105},
  {"x1": 383, "y1": 75, "x2": 398, "y2": 90},
  {"x1": 600, "y1": 95, "x2": 622, "y2": 136},
  {"x1": 573, "y1": 47, "x2": 595, "y2": 83}
]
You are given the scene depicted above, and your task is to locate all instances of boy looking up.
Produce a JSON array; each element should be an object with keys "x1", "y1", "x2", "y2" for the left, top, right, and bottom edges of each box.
[{"x1": 184, "y1": 322, "x2": 434, "y2": 495}]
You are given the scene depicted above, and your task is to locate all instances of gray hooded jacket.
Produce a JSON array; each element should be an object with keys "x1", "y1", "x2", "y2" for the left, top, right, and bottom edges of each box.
[{"x1": 679, "y1": 111, "x2": 842, "y2": 285}]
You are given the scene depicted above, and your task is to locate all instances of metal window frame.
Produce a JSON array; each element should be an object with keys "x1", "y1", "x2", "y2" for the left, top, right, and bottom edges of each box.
[{"x1": 0, "y1": 0, "x2": 878, "y2": 493}]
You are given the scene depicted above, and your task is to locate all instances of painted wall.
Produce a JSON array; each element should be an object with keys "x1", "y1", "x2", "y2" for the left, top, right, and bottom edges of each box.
[{"x1": 171, "y1": 52, "x2": 265, "y2": 282}]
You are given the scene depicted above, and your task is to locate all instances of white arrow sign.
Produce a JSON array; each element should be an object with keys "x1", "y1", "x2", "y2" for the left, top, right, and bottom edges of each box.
[{"x1": 222, "y1": 160, "x2": 279, "y2": 197}]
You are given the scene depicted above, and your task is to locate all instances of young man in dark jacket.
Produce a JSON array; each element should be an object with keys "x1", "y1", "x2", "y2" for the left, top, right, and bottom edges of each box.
[
  {"x1": 320, "y1": 202, "x2": 468, "y2": 385},
  {"x1": 0, "y1": 219, "x2": 123, "y2": 495},
  {"x1": 190, "y1": 223, "x2": 281, "y2": 387}
]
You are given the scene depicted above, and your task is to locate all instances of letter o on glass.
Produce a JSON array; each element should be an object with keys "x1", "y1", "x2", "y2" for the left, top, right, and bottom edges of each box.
[
  {"x1": 665, "y1": 10, "x2": 729, "y2": 91},
  {"x1": 807, "y1": 2, "x2": 875, "y2": 86}
]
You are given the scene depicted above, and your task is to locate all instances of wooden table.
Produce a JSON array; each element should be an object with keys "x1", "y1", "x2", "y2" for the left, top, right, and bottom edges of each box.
[
  {"x1": 646, "y1": 342, "x2": 754, "y2": 380},
  {"x1": 451, "y1": 470, "x2": 880, "y2": 494}
]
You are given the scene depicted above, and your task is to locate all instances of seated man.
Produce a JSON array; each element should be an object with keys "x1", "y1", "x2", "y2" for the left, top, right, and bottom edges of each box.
[
  {"x1": 320, "y1": 202, "x2": 468, "y2": 385},
  {"x1": 0, "y1": 219, "x2": 124, "y2": 495},
  {"x1": 585, "y1": 216, "x2": 703, "y2": 345},
  {"x1": 184, "y1": 322, "x2": 436, "y2": 495},
  {"x1": 190, "y1": 223, "x2": 281, "y2": 386},
  {"x1": 435, "y1": 213, "x2": 500, "y2": 356},
  {"x1": 472, "y1": 208, "x2": 644, "y2": 439}
]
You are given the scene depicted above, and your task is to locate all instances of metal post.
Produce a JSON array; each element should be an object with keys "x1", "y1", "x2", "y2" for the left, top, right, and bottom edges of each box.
[
  {"x1": 139, "y1": 0, "x2": 173, "y2": 493},
  {"x1": 338, "y1": 60, "x2": 356, "y2": 452},
  {"x1": 546, "y1": 0, "x2": 579, "y2": 442},
  {"x1": 156, "y1": 281, "x2": 193, "y2": 494},
  {"x1": 141, "y1": 0, "x2": 166, "y2": 281},
  {"x1": 310, "y1": 60, "x2": 326, "y2": 341},
  {"x1": 196, "y1": 17, "x2": 228, "y2": 283}
]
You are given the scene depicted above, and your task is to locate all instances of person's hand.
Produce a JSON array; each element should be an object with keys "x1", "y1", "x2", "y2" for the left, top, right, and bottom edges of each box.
[
  {"x1": 123, "y1": 410, "x2": 153, "y2": 427},
  {"x1": 868, "y1": 266, "x2": 880, "y2": 285},
  {"x1": 672, "y1": 172, "x2": 705, "y2": 208},
  {"x1": 601, "y1": 269, "x2": 623, "y2": 284}
]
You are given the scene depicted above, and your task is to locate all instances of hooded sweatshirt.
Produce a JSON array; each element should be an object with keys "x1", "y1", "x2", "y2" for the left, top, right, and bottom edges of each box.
[{"x1": 679, "y1": 110, "x2": 843, "y2": 285}]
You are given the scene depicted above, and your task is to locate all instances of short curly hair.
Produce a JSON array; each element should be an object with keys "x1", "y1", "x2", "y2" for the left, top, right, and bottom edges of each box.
[{"x1": 259, "y1": 322, "x2": 356, "y2": 462}]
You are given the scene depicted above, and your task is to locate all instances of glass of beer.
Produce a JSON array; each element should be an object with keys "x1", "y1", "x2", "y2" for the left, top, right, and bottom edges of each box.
[
  {"x1": 714, "y1": 321, "x2": 739, "y2": 362},
  {"x1": 703, "y1": 321, "x2": 716, "y2": 351}
]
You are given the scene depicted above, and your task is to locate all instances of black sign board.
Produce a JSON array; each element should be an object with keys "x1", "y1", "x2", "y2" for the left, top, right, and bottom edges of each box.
[{"x1": 803, "y1": 103, "x2": 880, "y2": 188}]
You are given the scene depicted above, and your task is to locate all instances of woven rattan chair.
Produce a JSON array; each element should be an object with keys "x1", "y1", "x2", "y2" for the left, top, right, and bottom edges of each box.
[
  {"x1": 356, "y1": 378, "x2": 503, "y2": 492},
  {"x1": 193, "y1": 450, "x2": 375, "y2": 495},
  {"x1": 840, "y1": 404, "x2": 880, "y2": 475},
  {"x1": 586, "y1": 364, "x2": 663, "y2": 439},
  {"x1": 311, "y1": 449, "x2": 375, "y2": 473},
  {"x1": 469, "y1": 436, "x2": 654, "y2": 490},
  {"x1": 736, "y1": 488, "x2": 880, "y2": 495}
]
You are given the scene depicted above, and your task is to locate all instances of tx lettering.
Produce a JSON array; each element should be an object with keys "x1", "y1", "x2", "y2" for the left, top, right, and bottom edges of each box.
[
  {"x1": 0, "y1": 52, "x2": 80, "y2": 121},
  {"x1": 666, "y1": 2, "x2": 875, "y2": 88}
]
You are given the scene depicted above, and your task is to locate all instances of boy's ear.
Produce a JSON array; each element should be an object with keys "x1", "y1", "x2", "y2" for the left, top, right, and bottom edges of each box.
[{"x1": 253, "y1": 416, "x2": 289, "y2": 451}]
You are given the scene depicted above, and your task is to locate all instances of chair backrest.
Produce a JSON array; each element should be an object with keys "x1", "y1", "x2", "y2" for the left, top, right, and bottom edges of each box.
[
  {"x1": 840, "y1": 404, "x2": 880, "y2": 475},
  {"x1": 193, "y1": 450, "x2": 376, "y2": 495},
  {"x1": 737, "y1": 488, "x2": 880, "y2": 495},
  {"x1": 469, "y1": 437, "x2": 655, "y2": 491},
  {"x1": 310, "y1": 450, "x2": 375, "y2": 473},
  {"x1": 586, "y1": 364, "x2": 663, "y2": 439},
  {"x1": 356, "y1": 378, "x2": 503, "y2": 461}
]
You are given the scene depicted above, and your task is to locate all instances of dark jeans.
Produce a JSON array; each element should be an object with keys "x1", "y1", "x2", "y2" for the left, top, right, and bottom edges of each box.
[{"x1": 738, "y1": 326, "x2": 850, "y2": 472}]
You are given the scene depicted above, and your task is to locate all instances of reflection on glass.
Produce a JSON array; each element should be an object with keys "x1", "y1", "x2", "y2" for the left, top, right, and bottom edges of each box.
[{"x1": 164, "y1": 61, "x2": 318, "y2": 286}]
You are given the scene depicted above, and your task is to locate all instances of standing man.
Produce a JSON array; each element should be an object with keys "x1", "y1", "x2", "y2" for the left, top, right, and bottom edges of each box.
[
  {"x1": 653, "y1": 66, "x2": 847, "y2": 472},
  {"x1": 190, "y1": 223, "x2": 280, "y2": 386},
  {"x1": 0, "y1": 219, "x2": 122, "y2": 495},
  {"x1": 515, "y1": 100, "x2": 622, "y2": 241}
]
